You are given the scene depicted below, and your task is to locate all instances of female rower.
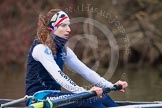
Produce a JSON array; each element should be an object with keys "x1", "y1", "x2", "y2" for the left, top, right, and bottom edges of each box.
[{"x1": 25, "y1": 9, "x2": 128, "y2": 108}]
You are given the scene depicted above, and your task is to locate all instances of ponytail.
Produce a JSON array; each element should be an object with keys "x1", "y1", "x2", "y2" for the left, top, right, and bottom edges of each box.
[{"x1": 36, "y1": 9, "x2": 62, "y2": 53}]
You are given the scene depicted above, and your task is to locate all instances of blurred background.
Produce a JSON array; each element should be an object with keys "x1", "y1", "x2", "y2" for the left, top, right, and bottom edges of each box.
[{"x1": 0, "y1": 0, "x2": 162, "y2": 102}]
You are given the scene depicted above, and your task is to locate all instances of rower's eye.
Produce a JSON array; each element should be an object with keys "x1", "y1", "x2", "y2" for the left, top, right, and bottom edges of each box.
[{"x1": 61, "y1": 24, "x2": 67, "y2": 27}]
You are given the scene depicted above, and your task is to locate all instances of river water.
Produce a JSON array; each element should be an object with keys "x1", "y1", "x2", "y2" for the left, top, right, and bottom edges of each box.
[{"x1": 0, "y1": 66, "x2": 162, "y2": 101}]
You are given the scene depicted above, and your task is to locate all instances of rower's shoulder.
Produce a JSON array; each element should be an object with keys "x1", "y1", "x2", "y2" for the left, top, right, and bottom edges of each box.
[{"x1": 34, "y1": 44, "x2": 50, "y2": 51}]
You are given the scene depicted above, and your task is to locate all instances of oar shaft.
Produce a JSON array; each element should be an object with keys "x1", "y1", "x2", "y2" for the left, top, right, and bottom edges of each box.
[
  {"x1": 0, "y1": 95, "x2": 33, "y2": 108},
  {"x1": 52, "y1": 91, "x2": 97, "y2": 105},
  {"x1": 26, "y1": 85, "x2": 122, "y2": 108}
]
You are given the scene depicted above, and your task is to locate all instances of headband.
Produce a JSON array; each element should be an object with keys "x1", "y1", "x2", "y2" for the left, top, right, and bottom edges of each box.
[{"x1": 49, "y1": 11, "x2": 70, "y2": 31}]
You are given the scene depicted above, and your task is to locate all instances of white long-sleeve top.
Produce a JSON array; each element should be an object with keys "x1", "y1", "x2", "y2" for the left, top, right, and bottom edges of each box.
[{"x1": 32, "y1": 44, "x2": 113, "y2": 93}]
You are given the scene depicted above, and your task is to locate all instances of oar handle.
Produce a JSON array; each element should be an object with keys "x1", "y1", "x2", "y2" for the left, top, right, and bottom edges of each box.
[{"x1": 103, "y1": 84, "x2": 122, "y2": 93}]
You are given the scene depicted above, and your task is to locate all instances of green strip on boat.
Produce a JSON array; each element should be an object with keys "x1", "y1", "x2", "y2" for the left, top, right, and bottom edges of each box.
[{"x1": 30, "y1": 100, "x2": 53, "y2": 108}]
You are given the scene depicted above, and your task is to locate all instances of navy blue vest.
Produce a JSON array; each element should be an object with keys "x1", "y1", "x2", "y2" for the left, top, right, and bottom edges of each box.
[{"x1": 25, "y1": 39, "x2": 66, "y2": 96}]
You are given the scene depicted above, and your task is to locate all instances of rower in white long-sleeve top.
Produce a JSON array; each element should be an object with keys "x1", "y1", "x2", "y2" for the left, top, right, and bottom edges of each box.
[{"x1": 25, "y1": 9, "x2": 128, "y2": 108}]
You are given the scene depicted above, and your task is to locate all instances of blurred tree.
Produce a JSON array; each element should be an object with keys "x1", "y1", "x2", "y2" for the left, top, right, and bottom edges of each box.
[{"x1": 0, "y1": 0, "x2": 162, "y2": 72}]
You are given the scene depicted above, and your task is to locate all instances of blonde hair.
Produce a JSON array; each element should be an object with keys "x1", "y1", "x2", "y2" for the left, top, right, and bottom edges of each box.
[{"x1": 37, "y1": 9, "x2": 62, "y2": 53}]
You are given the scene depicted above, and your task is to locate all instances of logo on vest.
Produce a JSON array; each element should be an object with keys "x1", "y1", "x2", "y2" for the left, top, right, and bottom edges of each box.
[{"x1": 60, "y1": 52, "x2": 66, "y2": 61}]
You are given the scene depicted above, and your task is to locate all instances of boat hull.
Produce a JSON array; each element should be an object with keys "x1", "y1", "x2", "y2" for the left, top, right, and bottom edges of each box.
[{"x1": 1, "y1": 99, "x2": 162, "y2": 108}]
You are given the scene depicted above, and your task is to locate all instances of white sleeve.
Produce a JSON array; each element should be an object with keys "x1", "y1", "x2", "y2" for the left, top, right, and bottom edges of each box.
[
  {"x1": 32, "y1": 44, "x2": 87, "y2": 93},
  {"x1": 65, "y1": 47, "x2": 114, "y2": 88}
]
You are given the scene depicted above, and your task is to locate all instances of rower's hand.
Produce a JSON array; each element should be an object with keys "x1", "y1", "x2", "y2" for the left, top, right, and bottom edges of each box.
[
  {"x1": 114, "y1": 80, "x2": 128, "y2": 92},
  {"x1": 89, "y1": 86, "x2": 103, "y2": 98}
]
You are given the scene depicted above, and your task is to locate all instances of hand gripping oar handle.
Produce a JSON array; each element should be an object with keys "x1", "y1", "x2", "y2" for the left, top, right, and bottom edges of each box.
[
  {"x1": 53, "y1": 84, "x2": 122, "y2": 106},
  {"x1": 26, "y1": 85, "x2": 122, "y2": 108}
]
